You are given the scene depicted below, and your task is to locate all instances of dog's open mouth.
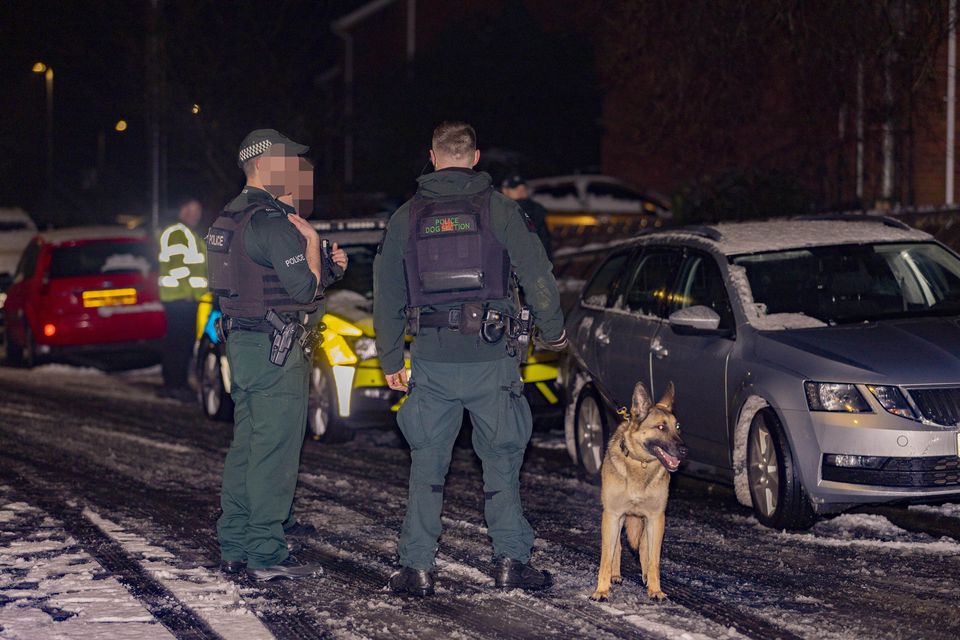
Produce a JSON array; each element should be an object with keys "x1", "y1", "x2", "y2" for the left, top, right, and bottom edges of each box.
[{"x1": 653, "y1": 446, "x2": 681, "y2": 472}]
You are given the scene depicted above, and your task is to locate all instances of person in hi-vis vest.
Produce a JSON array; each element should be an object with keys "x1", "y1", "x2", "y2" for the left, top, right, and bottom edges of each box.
[{"x1": 157, "y1": 197, "x2": 207, "y2": 399}]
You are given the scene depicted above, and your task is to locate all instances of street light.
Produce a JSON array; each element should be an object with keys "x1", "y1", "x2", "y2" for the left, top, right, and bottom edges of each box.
[
  {"x1": 114, "y1": 120, "x2": 128, "y2": 132},
  {"x1": 32, "y1": 62, "x2": 54, "y2": 194}
]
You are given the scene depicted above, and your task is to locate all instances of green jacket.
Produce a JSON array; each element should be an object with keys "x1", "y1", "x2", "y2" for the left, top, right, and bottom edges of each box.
[
  {"x1": 374, "y1": 169, "x2": 564, "y2": 375},
  {"x1": 158, "y1": 222, "x2": 207, "y2": 302}
]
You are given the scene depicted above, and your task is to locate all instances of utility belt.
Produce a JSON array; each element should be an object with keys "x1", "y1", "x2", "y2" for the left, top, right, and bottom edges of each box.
[
  {"x1": 216, "y1": 310, "x2": 322, "y2": 367},
  {"x1": 413, "y1": 302, "x2": 532, "y2": 360}
]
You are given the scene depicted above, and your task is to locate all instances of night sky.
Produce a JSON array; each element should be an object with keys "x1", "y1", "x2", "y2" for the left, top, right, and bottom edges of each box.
[{"x1": 0, "y1": 0, "x2": 602, "y2": 227}]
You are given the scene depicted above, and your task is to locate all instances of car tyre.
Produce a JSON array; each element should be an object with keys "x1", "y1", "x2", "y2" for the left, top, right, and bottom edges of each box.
[
  {"x1": 574, "y1": 386, "x2": 608, "y2": 479},
  {"x1": 747, "y1": 408, "x2": 816, "y2": 530},
  {"x1": 197, "y1": 337, "x2": 234, "y2": 422},
  {"x1": 10, "y1": 325, "x2": 37, "y2": 368},
  {"x1": 308, "y1": 363, "x2": 354, "y2": 443}
]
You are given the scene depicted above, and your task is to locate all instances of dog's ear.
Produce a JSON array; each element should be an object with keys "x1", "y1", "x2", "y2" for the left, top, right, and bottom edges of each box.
[
  {"x1": 655, "y1": 381, "x2": 676, "y2": 412},
  {"x1": 630, "y1": 382, "x2": 653, "y2": 421}
]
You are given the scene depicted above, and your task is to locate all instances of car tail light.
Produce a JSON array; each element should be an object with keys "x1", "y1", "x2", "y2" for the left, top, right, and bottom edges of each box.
[{"x1": 43, "y1": 323, "x2": 56, "y2": 337}]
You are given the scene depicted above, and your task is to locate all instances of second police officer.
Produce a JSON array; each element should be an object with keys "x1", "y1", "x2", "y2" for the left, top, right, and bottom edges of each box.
[
  {"x1": 374, "y1": 122, "x2": 567, "y2": 596},
  {"x1": 206, "y1": 129, "x2": 347, "y2": 581}
]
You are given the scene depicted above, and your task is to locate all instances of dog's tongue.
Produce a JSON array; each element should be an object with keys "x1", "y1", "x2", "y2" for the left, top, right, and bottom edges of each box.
[{"x1": 657, "y1": 447, "x2": 680, "y2": 470}]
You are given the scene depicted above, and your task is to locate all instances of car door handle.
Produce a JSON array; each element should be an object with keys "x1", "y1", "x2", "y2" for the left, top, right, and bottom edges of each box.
[
  {"x1": 650, "y1": 338, "x2": 669, "y2": 359},
  {"x1": 595, "y1": 325, "x2": 611, "y2": 345}
]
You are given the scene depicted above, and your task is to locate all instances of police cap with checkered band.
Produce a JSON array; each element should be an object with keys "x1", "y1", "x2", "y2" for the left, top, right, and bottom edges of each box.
[{"x1": 237, "y1": 129, "x2": 309, "y2": 168}]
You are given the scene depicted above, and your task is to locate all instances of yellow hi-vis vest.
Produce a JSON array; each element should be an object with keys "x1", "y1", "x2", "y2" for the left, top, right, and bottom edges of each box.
[{"x1": 158, "y1": 222, "x2": 207, "y2": 302}]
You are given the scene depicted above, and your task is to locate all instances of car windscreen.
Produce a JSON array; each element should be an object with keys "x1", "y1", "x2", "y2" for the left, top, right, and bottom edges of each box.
[
  {"x1": 326, "y1": 244, "x2": 375, "y2": 298},
  {"x1": 732, "y1": 242, "x2": 960, "y2": 325},
  {"x1": 49, "y1": 241, "x2": 155, "y2": 279}
]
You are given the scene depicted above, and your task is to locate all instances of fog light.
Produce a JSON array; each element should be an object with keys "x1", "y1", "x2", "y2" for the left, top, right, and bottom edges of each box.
[
  {"x1": 824, "y1": 454, "x2": 886, "y2": 469},
  {"x1": 43, "y1": 323, "x2": 56, "y2": 337}
]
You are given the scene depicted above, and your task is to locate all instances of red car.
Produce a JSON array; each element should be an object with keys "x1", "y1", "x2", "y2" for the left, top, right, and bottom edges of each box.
[{"x1": 2, "y1": 226, "x2": 166, "y2": 367}]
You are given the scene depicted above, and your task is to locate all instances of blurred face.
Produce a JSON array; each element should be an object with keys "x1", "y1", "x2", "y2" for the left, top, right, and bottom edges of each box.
[
  {"x1": 258, "y1": 146, "x2": 314, "y2": 216},
  {"x1": 502, "y1": 184, "x2": 529, "y2": 200},
  {"x1": 179, "y1": 200, "x2": 202, "y2": 227}
]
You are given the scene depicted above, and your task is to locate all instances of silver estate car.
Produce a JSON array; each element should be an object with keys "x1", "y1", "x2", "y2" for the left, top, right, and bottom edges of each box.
[{"x1": 561, "y1": 216, "x2": 960, "y2": 529}]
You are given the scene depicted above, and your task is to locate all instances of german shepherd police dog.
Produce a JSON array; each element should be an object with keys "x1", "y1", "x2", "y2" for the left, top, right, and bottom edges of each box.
[{"x1": 590, "y1": 381, "x2": 687, "y2": 602}]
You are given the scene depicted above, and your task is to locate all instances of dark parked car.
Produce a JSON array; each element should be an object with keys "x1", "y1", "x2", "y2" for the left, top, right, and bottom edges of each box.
[{"x1": 561, "y1": 216, "x2": 960, "y2": 529}]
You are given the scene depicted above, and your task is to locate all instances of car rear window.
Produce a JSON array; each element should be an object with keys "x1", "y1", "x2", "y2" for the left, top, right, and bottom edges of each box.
[{"x1": 49, "y1": 241, "x2": 155, "y2": 279}]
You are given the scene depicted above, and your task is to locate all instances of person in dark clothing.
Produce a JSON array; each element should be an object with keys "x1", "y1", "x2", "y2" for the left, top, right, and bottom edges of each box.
[
  {"x1": 374, "y1": 122, "x2": 567, "y2": 597},
  {"x1": 208, "y1": 129, "x2": 347, "y2": 581},
  {"x1": 502, "y1": 175, "x2": 553, "y2": 261}
]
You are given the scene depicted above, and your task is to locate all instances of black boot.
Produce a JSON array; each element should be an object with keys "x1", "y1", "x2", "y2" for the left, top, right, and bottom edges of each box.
[
  {"x1": 388, "y1": 566, "x2": 435, "y2": 597},
  {"x1": 492, "y1": 557, "x2": 552, "y2": 591},
  {"x1": 220, "y1": 559, "x2": 246, "y2": 574},
  {"x1": 247, "y1": 555, "x2": 322, "y2": 582},
  {"x1": 284, "y1": 521, "x2": 318, "y2": 537}
]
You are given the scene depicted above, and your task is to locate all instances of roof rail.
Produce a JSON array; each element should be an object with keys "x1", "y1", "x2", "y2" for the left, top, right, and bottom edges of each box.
[
  {"x1": 311, "y1": 218, "x2": 388, "y2": 232},
  {"x1": 638, "y1": 224, "x2": 723, "y2": 242},
  {"x1": 793, "y1": 213, "x2": 912, "y2": 231}
]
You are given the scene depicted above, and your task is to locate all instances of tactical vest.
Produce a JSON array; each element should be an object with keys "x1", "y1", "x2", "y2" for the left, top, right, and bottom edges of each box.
[
  {"x1": 206, "y1": 203, "x2": 321, "y2": 318},
  {"x1": 403, "y1": 188, "x2": 510, "y2": 308}
]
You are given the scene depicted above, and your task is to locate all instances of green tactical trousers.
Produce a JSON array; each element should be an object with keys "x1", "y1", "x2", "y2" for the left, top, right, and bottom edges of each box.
[
  {"x1": 216, "y1": 330, "x2": 308, "y2": 569},
  {"x1": 397, "y1": 356, "x2": 535, "y2": 571}
]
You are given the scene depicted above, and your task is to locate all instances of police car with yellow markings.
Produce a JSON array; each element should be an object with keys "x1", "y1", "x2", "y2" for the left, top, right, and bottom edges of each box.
[{"x1": 194, "y1": 217, "x2": 562, "y2": 442}]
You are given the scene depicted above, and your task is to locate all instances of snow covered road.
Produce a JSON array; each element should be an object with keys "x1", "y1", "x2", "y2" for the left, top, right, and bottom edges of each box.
[{"x1": 1, "y1": 364, "x2": 958, "y2": 639}]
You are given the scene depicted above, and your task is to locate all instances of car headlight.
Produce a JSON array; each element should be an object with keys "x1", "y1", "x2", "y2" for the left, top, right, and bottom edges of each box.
[
  {"x1": 866, "y1": 385, "x2": 918, "y2": 420},
  {"x1": 804, "y1": 382, "x2": 871, "y2": 413},
  {"x1": 353, "y1": 336, "x2": 378, "y2": 362}
]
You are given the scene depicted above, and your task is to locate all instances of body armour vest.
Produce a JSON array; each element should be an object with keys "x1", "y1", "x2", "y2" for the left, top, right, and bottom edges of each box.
[
  {"x1": 206, "y1": 204, "x2": 321, "y2": 318},
  {"x1": 403, "y1": 188, "x2": 510, "y2": 308}
]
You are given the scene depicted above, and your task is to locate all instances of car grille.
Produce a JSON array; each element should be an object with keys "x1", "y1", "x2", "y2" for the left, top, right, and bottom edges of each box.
[
  {"x1": 906, "y1": 387, "x2": 960, "y2": 426},
  {"x1": 822, "y1": 456, "x2": 960, "y2": 488}
]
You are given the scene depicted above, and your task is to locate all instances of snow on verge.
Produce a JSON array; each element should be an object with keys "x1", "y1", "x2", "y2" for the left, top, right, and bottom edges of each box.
[{"x1": 81, "y1": 508, "x2": 276, "y2": 640}]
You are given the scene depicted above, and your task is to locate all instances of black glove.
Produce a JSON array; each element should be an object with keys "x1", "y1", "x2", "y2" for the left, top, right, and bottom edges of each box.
[{"x1": 535, "y1": 329, "x2": 568, "y2": 352}]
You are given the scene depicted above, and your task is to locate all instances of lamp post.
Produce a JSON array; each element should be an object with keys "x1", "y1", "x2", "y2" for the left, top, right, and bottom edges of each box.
[{"x1": 32, "y1": 62, "x2": 54, "y2": 195}]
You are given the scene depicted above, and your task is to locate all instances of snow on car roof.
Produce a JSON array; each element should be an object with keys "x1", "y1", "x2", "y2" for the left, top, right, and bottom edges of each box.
[
  {"x1": 38, "y1": 226, "x2": 148, "y2": 244},
  {"x1": 0, "y1": 207, "x2": 35, "y2": 224},
  {"x1": 639, "y1": 219, "x2": 933, "y2": 256}
]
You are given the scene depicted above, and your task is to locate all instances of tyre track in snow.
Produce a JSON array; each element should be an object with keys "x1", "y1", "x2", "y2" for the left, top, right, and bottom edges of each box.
[
  {"x1": 3, "y1": 375, "x2": 960, "y2": 638},
  {"x1": 0, "y1": 391, "x2": 656, "y2": 639},
  {"x1": 295, "y1": 464, "x2": 805, "y2": 640},
  {"x1": 0, "y1": 463, "x2": 222, "y2": 640},
  {"x1": 0, "y1": 429, "x2": 469, "y2": 639},
  {"x1": 296, "y1": 447, "x2": 960, "y2": 640}
]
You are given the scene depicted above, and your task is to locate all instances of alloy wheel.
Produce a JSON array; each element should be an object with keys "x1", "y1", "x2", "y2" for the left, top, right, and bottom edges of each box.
[
  {"x1": 749, "y1": 414, "x2": 780, "y2": 518},
  {"x1": 202, "y1": 351, "x2": 222, "y2": 417},
  {"x1": 309, "y1": 365, "x2": 333, "y2": 437},
  {"x1": 577, "y1": 394, "x2": 605, "y2": 475}
]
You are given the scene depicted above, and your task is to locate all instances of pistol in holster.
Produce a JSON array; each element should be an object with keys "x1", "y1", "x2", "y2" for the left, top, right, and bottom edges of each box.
[{"x1": 265, "y1": 309, "x2": 318, "y2": 367}]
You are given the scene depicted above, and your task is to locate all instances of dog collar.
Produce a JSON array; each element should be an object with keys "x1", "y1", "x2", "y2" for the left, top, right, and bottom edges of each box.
[{"x1": 619, "y1": 438, "x2": 648, "y2": 468}]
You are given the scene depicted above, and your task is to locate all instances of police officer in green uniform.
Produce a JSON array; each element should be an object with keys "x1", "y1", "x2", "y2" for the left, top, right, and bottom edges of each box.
[
  {"x1": 374, "y1": 122, "x2": 567, "y2": 596},
  {"x1": 207, "y1": 129, "x2": 347, "y2": 581}
]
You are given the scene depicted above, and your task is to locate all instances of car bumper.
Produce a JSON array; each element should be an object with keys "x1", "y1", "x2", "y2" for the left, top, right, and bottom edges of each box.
[
  {"x1": 37, "y1": 338, "x2": 164, "y2": 364},
  {"x1": 783, "y1": 407, "x2": 960, "y2": 507}
]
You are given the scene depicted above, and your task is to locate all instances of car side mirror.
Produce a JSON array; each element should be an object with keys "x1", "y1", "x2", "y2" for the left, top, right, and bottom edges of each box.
[{"x1": 668, "y1": 305, "x2": 721, "y2": 332}]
